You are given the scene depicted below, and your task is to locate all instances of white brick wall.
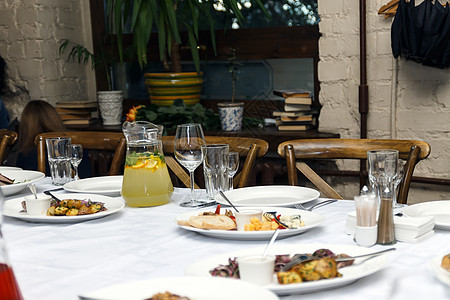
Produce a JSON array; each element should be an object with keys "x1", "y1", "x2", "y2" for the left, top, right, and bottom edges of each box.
[
  {"x1": 0, "y1": 1, "x2": 95, "y2": 121},
  {"x1": 318, "y1": 0, "x2": 450, "y2": 202}
]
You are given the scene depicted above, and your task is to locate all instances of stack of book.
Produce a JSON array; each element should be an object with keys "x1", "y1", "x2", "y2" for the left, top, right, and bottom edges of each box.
[
  {"x1": 55, "y1": 101, "x2": 98, "y2": 126},
  {"x1": 272, "y1": 89, "x2": 318, "y2": 131}
]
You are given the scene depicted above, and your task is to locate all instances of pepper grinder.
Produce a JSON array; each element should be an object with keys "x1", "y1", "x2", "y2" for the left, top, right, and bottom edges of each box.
[{"x1": 376, "y1": 186, "x2": 396, "y2": 245}]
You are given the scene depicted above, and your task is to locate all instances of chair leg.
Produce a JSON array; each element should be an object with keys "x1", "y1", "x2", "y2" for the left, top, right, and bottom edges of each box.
[
  {"x1": 397, "y1": 145, "x2": 420, "y2": 205},
  {"x1": 296, "y1": 162, "x2": 344, "y2": 200},
  {"x1": 284, "y1": 144, "x2": 298, "y2": 186},
  {"x1": 165, "y1": 156, "x2": 200, "y2": 189}
]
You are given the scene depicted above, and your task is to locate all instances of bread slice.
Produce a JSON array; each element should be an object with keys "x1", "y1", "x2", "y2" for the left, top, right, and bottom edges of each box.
[{"x1": 188, "y1": 215, "x2": 236, "y2": 230}]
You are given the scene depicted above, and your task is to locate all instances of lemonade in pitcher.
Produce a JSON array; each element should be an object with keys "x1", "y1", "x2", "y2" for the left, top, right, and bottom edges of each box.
[{"x1": 121, "y1": 121, "x2": 173, "y2": 207}]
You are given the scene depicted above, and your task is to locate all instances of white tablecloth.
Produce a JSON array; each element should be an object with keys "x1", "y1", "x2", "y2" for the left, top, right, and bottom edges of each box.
[{"x1": 2, "y1": 178, "x2": 450, "y2": 300}]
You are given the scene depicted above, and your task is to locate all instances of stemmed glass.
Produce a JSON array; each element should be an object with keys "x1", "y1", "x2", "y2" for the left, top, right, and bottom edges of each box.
[
  {"x1": 70, "y1": 144, "x2": 83, "y2": 180},
  {"x1": 174, "y1": 124, "x2": 206, "y2": 207},
  {"x1": 228, "y1": 152, "x2": 239, "y2": 190}
]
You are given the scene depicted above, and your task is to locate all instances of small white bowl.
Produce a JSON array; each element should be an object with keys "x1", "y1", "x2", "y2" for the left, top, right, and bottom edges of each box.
[
  {"x1": 234, "y1": 209, "x2": 263, "y2": 231},
  {"x1": 238, "y1": 254, "x2": 275, "y2": 286},
  {"x1": 25, "y1": 195, "x2": 52, "y2": 215},
  {"x1": 354, "y1": 225, "x2": 378, "y2": 247}
]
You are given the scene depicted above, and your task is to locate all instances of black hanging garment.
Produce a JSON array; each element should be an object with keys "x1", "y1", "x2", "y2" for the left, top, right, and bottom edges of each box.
[{"x1": 391, "y1": 0, "x2": 450, "y2": 68}]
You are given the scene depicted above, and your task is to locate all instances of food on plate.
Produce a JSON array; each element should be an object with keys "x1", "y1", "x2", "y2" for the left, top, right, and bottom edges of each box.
[
  {"x1": 177, "y1": 205, "x2": 305, "y2": 231},
  {"x1": 45, "y1": 198, "x2": 107, "y2": 216},
  {"x1": 441, "y1": 254, "x2": 450, "y2": 272},
  {"x1": 210, "y1": 248, "x2": 351, "y2": 285},
  {"x1": 186, "y1": 215, "x2": 236, "y2": 230},
  {"x1": 145, "y1": 291, "x2": 191, "y2": 300},
  {"x1": 0, "y1": 173, "x2": 14, "y2": 185}
]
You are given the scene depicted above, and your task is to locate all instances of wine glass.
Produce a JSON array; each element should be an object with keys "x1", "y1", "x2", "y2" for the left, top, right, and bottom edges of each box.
[
  {"x1": 174, "y1": 124, "x2": 206, "y2": 207},
  {"x1": 367, "y1": 149, "x2": 399, "y2": 198},
  {"x1": 70, "y1": 144, "x2": 83, "y2": 180},
  {"x1": 228, "y1": 152, "x2": 239, "y2": 190}
]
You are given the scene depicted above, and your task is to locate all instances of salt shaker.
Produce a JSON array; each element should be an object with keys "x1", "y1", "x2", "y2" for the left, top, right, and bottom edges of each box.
[{"x1": 377, "y1": 186, "x2": 396, "y2": 245}]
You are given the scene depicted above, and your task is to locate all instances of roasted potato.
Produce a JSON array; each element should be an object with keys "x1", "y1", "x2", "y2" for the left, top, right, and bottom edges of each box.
[
  {"x1": 77, "y1": 205, "x2": 91, "y2": 215},
  {"x1": 54, "y1": 206, "x2": 69, "y2": 215},
  {"x1": 66, "y1": 208, "x2": 79, "y2": 216},
  {"x1": 67, "y1": 200, "x2": 82, "y2": 209},
  {"x1": 315, "y1": 257, "x2": 338, "y2": 279},
  {"x1": 277, "y1": 271, "x2": 302, "y2": 284},
  {"x1": 89, "y1": 204, "x2": 102, "y2": 214},
  {"x1": 294, "y1": 260, "x2": 321, "y2": 281},
  {"x1": 47, "y1": 206, "x2": 55, "y2": 216}
]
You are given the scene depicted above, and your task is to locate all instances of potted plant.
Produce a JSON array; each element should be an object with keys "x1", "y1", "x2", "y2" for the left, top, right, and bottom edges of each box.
[
  {"x1": 218, "y1": 48, "x2": 245, "y2": 131},
  {"x1": 107, "y1": 0, "x2": 268, "y2": 106},
  {"x1": 59, "y1": 40, "x2": 123, "y2": 126}
]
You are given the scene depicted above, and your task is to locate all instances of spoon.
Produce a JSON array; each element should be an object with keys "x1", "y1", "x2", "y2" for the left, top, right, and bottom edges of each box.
[
  {"x1": 219, "y1": 191, "x2": 239, "y2": 213},
  {"x1": 262, "y1": 228, "x2": 280, "y2": 260},
  {"x1": 28, "y1": 183, "x2": 37, "y2": 199}
]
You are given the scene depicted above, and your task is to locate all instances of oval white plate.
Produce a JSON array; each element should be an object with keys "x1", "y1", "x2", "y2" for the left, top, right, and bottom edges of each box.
[
  {"x1": 403, "y1": 200, "x2": 450, "y2": 230},
  {"x1": 176, "y1": 207, "x2": 324, "y2": 240},
  {"x1": 185, "y1": 243, "x2": 389, "y2": 295},
  {"x1": 79, "y1": 276, "x2": 279, "y2": 300},
  {"x1": 3, "y1": 193, "x2": 124, "y2": 223},
  {"x1": 63, "y1": 175, "x2": 123, "y2": 196},
  {"x1": 215, "y1": 186, "x2": 320, "y2": 207},
  {"x1": 0, "y1": 170, "x2": 45, "y2": 196},
  {"x1": 430, "y1": 255, "x2": 450, "y2": 287},
  {"x1": 0, "y1": 166, "x2": 22, "y2": 171}
]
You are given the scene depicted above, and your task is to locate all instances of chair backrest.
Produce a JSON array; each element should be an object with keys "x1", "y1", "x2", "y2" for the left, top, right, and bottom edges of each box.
[
  {"x1": 0, "y1": 130, "x2": 18, "y2": 165},
  {"x1": 35, "y1": 131, "x2": 126, "y2": 176},
  {"x1": 162, "y1": 136, "x2": 269, "y2": 188},
  {"x1": 277, "y1": 139, "x2": 431, "y2": 204}
]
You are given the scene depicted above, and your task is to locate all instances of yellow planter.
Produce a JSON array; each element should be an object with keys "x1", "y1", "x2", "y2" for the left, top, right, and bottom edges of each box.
[{"x1": 144, "y1": 72, "x2": 203, "y2": 106}]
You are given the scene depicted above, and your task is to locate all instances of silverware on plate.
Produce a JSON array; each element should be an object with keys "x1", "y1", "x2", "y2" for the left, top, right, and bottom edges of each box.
[{"x1": 282, "y1": 247, "x2": 396, "y2": 271}]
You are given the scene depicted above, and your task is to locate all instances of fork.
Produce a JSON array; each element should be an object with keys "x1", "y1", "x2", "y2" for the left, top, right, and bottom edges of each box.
[
  {"x1": 294, "y1": 199, "x2": 338, "y2": 211},
  {"x1": 281, "y1": 248, "x2": 396, "y2": 271}
]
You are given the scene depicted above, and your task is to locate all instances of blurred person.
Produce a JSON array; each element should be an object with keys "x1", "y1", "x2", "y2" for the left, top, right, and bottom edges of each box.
[
  {"x1": 0, "y1": 55, "x2": 11, "y2": 129},
  {"x1": 5, "y1": 100, "x2": 66, "y2": 170}
]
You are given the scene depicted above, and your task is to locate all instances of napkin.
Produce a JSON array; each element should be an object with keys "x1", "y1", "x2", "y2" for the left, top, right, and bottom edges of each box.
[{"x1": 345, "y1": 211, "x2": 435, "y2": 243}]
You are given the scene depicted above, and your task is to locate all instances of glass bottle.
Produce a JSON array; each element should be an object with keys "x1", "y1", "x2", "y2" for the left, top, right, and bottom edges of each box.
[
  {"x1": 121, "y1": 121, "x2": 174, "y2": 207},
  {"x1": 377, "y1": 186, "x2": 396, "y2": 245},
  {"x1": 0, "y1": 189, "x2": 24, "y2": 300}
]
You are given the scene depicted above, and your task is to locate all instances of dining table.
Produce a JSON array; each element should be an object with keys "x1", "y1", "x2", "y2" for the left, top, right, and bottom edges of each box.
[{"x1": 2, "y1": 177, "x2": 449, "y2": 300}]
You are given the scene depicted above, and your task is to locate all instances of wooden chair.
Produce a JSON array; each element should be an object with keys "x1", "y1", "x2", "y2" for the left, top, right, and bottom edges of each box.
[
  {"x1": 0, "y1": 130, "x2": 18, "y2": 165},
  {"x1": 277, "y1": 139, "x2": 431, "y2": 204},
  {"x1": 35, "y1": 132, "x2": 127, "y2": 176},
  {"x1": 162, "y1": 136, "x2": 269, "y2": 189}
]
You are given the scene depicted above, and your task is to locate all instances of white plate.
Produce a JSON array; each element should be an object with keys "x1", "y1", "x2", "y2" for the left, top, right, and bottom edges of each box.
[
  {"x1": 215, "y1": 185, "x2": 320, "y2": 207},
  {"x1": 403, "y1": 200, "x2": 450, "y2": 230},
  {"x1": 430, "y1": 255, "x2": 450, "y2": 287},
  {"x1": 176, "y1": 207, "x2": 324, "y2": 240},
  {"x1": 79, "y1": 276, "x2": 279, "y2": 300},
  {"x1": 185, "y1": 244, "x2": 389, "y2": 295},
  {"x1": 0, "y1": 166, "x2": 22, "y2": 171},
  {"x1": 3, "y1": 193, "x2": 124, "y2": 223},
  {"x1": 63, "y1": 176, "x2": 123, "y2": 196},
  {"x1": 0, "y1": 170, "x2": 45, "y2": 196}
]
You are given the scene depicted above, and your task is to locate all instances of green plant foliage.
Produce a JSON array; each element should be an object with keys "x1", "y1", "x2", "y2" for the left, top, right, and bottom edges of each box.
[
  {"x1": 134, "y1": 100, "x2": 220, "y2": 132},
  {"x1": 133, "y1": 100, "x2": 263, "y2": 133}
]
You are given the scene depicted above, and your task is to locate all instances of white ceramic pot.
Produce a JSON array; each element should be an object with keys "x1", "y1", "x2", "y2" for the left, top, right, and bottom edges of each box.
[
  {"x1": 97, "y1": 91, "x2": 123, "y2": 125},
  {"x1": 217, "y1": 102, "x2": 244, "y2": 131}
]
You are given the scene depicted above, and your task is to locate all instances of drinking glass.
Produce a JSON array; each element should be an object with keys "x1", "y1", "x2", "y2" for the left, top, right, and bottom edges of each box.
[
  {"x1": 46, "y1": 137, "x2": 72, "y2": 185},
  {"x1": 367, "y1": 149, "x2": 399, "y2": 198},
  {"x1": 228, "y1": 151, "x2": 239, "y2": 190},
  {"x1": 174, "y1": 123, "x2": 206, "y2": 207},
  {"x1": 70, "y1": 144, "x2": 83, "y2": 180},
  {"x1": 203, "y1": 144, "x2": 229, "y2": 200}
]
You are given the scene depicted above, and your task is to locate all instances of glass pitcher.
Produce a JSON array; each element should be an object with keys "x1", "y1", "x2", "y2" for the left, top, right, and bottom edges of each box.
[
  {"x1": 0, "y1": 189, "x2": 24, "y2": 299},
  {"x1": 121, "y1": 121, "x2": 174, "y2": 207}
]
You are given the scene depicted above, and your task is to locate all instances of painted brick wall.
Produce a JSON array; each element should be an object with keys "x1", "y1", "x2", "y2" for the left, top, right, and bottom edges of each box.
[
  {"x1": 0, "y1": 1, "x2": 94, "y2": 121},
  {"x1": 318, "y1": 0, "x2": 450, "y2": 202}
]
